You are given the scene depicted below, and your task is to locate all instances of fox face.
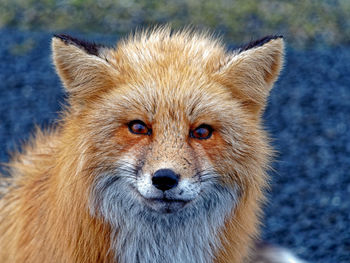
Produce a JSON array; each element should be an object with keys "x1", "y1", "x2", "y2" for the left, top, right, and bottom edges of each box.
[
  {"x1": 50, "y1": 28, "x2": 284, "y2": 262},
  {"x1": 93, "y1": 70, "x2": 244, "y2": 215}
]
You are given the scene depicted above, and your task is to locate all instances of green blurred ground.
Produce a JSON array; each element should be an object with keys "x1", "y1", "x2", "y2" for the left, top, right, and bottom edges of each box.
[{"x1": 1, "y1": 0, "x2": 349, "y2": 48}]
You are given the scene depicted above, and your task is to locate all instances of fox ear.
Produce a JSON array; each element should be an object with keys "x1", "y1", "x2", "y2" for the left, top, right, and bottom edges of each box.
[
  {"x1": 52, "y1": 34, "x2": 117, "y2": 102},
  {"x1": 218, "y1": 36, "x2": 284, "y2": 114}
]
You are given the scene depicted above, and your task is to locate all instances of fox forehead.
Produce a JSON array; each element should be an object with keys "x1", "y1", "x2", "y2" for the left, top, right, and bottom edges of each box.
[
  {"x1": 102, "y1": 33, "x2": 235, "y2": 124},
  {"x1": 109, "y1": 73, "x2": 233, "y2": 120},
  {"x1": 112, "y1": 29, "x2": 226, "y2": 72}
]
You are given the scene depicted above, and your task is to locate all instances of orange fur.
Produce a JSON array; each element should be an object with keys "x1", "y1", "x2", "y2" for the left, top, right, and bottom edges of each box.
[{"x1": 0, "y1": 27, "x2": 284, "y2": 262}]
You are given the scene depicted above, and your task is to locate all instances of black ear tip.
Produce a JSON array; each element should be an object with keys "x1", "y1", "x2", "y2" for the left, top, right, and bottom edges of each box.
[
  {"x1": 273, "y1": 35, "x2": 284, "y2": 39},
  {"x1": 53, "y1": 33, "x2": 66, "y2": 39},
  {"x1": 273, "y1": 35, "x2": 284, "y2": 42},
  {"x1": 52, "y1": 34, "x2": 104, "y2": 56},
  {"x1": 53, "y1": 34, "x2": 82, "y2": 46},
  {"x1": 53, "y1": 34, "x2": 72, "y2": 41},
  {"x1": 239, "y1": 35, "x2": 284, "y2": 53}
]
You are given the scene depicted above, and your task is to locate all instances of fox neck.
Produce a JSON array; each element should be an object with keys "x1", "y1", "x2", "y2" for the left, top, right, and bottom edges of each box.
[{"x1": 90, "y1": 175, "x2": 238, "y2": 263}]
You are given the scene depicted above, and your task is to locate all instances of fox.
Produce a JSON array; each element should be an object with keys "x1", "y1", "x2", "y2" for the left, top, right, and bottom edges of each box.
[{"x1": 0, "y1": 27, "x2": 304, "y2": 263}]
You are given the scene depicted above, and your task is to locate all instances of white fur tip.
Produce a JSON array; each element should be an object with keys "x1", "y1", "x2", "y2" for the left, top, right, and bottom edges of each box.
[{"x1": 253, "y1": 244, "x2": 307, "y2": 263}]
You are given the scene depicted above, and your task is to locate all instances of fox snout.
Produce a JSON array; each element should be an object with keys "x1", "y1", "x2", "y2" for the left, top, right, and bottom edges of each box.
[{"x1": 135, "y1": 164, "x2": 202, "y2": 213}]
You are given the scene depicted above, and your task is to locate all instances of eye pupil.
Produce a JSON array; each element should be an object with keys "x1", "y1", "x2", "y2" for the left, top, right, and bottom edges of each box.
[
  {"x1": 191, "y1": 125, "x2": 213, "y2": 140},
  {"x1": 128, "y1": 120, "x2": 150, "y2": 135},
  {"x1": 195, "y1": 128, "x2": 208, "y2": 137},
  {"x1": 133, "y1": 123, "x2": 144, "y2": 132}
]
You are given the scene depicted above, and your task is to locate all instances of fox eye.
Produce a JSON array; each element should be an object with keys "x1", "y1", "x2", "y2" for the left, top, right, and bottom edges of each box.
[
  {"x1": 190, "y1": 124, "x2": 213, "y2": 140},
  {"x1": 128, "y1": 120, "x2": 151, "y2": 135}
]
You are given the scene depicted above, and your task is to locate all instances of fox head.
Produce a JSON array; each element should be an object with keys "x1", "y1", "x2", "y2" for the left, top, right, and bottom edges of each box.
[{"x1": 52, "y1": 28, "x2": 284, "y2": 262}]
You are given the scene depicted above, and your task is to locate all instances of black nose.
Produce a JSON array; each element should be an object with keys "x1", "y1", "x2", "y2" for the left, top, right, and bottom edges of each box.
[{"x1": 152, "y1": 169, "x2": 179, "y2": 191}]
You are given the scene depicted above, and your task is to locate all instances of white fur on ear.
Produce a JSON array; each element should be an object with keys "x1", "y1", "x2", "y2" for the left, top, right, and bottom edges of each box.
[
  {"x1": 217, "y1": 36, "x2": 284, "y2": 113},
  {"x1": 52, "y1": 35, "x2": 117, "y2": 101}
]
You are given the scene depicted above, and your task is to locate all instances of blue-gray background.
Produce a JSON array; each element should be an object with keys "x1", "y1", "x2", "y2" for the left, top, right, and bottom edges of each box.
[{"x1": 1, "y1": 1, "x2": 350, "y2": 262}]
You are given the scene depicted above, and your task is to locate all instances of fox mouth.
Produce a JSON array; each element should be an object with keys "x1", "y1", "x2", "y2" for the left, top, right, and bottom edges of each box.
[
  {"x1": 142, "y1": 197, "x2": 190, "y2": 213},
  {"x1": 134, "y1": 174, "x2": 201, "y2": 213}
]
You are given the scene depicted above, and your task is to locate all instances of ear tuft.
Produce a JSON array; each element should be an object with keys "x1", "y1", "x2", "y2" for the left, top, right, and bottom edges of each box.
[
  {"x1": 238, "y1": 35, "x2": 283, "y2": 53},
  {"x1": 53, "y1": 34, "x2": 106, "y2": 56}
]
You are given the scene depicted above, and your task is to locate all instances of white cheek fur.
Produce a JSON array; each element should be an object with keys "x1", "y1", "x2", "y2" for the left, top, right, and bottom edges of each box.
[{"x1": 135, "y1": 171, "x2": 153, "y2": 197}]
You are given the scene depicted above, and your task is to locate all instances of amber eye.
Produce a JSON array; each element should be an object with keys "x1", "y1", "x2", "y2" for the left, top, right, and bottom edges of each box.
[
  {"x1": 190, "y1": 124, "x2": 213, "y2": 140},
  {"x1": 128, "y1": 120, "x2": 151, "y2": 135}
]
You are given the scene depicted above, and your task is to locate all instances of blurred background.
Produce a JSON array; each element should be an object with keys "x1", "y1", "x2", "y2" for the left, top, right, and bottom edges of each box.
[
  {"x1": 0, "y1": 1, "x2": 349, "y2": 262},
  {"x1": 1, "y1": 0, "x2": 350, "y2": 48}
]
